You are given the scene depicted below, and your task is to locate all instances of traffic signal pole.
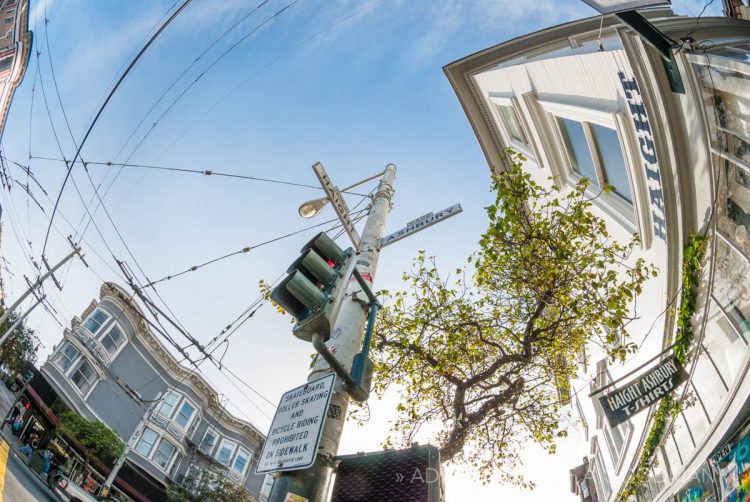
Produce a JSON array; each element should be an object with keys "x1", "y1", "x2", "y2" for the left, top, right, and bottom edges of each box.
[{"x1": 269, "y1": 164, "x2": 396, "y2": 502}]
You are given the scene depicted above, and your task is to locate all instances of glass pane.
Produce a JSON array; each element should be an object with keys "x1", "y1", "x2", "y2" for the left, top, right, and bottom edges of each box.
[
  {"x1": 591, "y1": 124, "x2": 632, "y2": 202},
  {"x1": 499, "y1": 105, "x2": 525, "y2": 143},
  {"x1": 717, "y1": 162, "x2": 750, "y2": 256},
  {"x1": 693, "y1": 62, "x2": 750, "y2": 164},
  {"x1": 702, "y1": 303, "x2": 748, "y2": 398},
  {"x1": 175, "y1": 402, "x2": 194, "y2": 428},
  {"x1": 691, "y1": 349, "x2": 729, "y2": 423},
  {"x1": 154, "y1": 439, "x2": 175, "y2": 468},
  {"x1": 234, "y1": 451, "x2": 248, "y2": 473},
  {"x1": 137, "y1": 429, "x2": 157, "y2": 456},
  {"x1": 159, "y1": 393, "x2": 179, "y2": 416},
  {"x1": 673, "y1": 413, "x2": 696, "y2": 465},
  {"x1": 664, "y1": 433, "x2": 682, "y2": 472},
  {"x1": 674, "y1": 462, "x2": 718, "y2": 502},
  {"x1": 559, "y1": 117, "x2": 599, "y2": 186},
  {"x1": 169, "y1": 453, "x2": 182, "y2": 477},
  {"x1": 712, "y1": 238, "x2": 750, "y2": 339},
  {"x1": 683, "y1": 381, "x2": 710, "y2": 445},
  {"x1": 83, "y1": 309, "x2": 108, "y2": 334}
]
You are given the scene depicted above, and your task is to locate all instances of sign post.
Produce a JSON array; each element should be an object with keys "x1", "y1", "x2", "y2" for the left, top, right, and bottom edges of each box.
[
  {"x1": 598, "y1": 355, "x2": 687, "y2": 428},
  {"x1": 257, "y1": 374, "x2": 336, "y2": 474}
]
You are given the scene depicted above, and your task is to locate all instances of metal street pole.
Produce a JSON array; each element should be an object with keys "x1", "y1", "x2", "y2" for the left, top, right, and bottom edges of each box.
[
  {"x1": 269, "y1": 164, "x2": 396, "y2": 502},
  {"x1": 100, "y1": 399, "x2": 158, "y2": 496},
  {"x1": 0, "y1": 246, "x2": 81, "y2": 326}
]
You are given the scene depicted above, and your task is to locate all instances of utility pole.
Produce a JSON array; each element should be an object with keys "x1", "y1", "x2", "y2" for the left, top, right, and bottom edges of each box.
[
  {"x1": 100, "y1": 399, "x2": 158, "y2": 496},
  {"x1": 0, "y1": 241, "x2": 84, "y2": 327},
  {"x1": 269, "y1": 164, "x2": 396, "y2": 502},
  {"x1": 0, "y1": 294, "x2": 45, "y2": 347}
]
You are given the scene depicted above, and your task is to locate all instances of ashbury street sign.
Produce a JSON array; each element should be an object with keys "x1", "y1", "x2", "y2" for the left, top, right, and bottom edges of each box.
[
  {"x1": 381, "y1": 204, "x2": 462, "y2": 248},
  {"x1": 598, "y1": 355, "x2": 688, "y2": 428},
  {"x1": 256, "y1": 373, "x2": 336, "y2": 474}
]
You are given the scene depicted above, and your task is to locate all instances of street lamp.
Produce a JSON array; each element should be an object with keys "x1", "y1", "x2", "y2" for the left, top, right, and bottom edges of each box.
[{"x1": 297, "y1": 169, "x2": 386, "y2": 219}]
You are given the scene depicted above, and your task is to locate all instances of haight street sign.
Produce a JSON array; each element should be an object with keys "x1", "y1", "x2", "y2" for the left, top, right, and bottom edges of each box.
[
  {"x1": 256, "y1": 373, "x2": 336, "y2": 474},
  {"x1": 598, "y1": 355, "x2": 688, "y2": 428}
]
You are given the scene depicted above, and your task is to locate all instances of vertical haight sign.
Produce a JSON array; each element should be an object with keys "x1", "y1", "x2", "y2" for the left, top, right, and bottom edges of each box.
[{"x1": 598, "y1": 355, "x2": 687, "y2": 428}]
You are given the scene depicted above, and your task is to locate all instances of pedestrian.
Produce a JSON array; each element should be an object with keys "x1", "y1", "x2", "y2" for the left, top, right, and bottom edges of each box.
[
  {"x1": 43, "y1": 449, "x2": 55, "y2": 474},
  {"x1": 4, "y1": 404, "x2": 21, "y2": 428},
  {"x1": 19, "y1": 431, "x2": 39, "y2": 462},
  {"x1": 11, "y1": 415, "x2": 23, "y2": 436}
]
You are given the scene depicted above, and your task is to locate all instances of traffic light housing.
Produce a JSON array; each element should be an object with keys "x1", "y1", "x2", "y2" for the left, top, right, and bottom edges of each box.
[
  {"x1": 271, "y1": 232, "x2": 354, "y2": 342},
  {"x1": 331, "y1": 445, "x2": 444, "y2": 502},
  {"x1": 23, "y1": 369, "x2": 34, "y2": 385}
]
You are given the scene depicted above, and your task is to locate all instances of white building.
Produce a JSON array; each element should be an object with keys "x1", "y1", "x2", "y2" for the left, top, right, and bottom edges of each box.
[{"x1": 445, "y1": 8, "x2": 750, "y2": 502}]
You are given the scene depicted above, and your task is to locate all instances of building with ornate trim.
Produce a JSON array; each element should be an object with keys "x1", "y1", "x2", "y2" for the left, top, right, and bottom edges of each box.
[
  {"x1": 40, "y1": 282, "x2": 267, "y2": 501},
  {"x1": 445, "y1": 8, "x2": 750, "y2": 502}
]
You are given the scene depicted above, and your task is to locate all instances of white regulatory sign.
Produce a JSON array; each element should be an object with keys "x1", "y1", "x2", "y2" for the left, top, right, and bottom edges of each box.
[
  {"x1": 255, "y1": 373, "x2": 336, "y2": 474},
  {"x1": 381, "y1": 204, "x2": 462, "y2": 248},
  {"x1": 312, "y1": 162, "x2": 361, "y2": 250}
]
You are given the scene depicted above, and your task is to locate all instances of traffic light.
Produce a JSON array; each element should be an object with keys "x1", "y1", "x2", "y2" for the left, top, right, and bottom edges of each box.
[
  {"x1": 23, "y1": 369, "x2": 34, "y2": 385},
  {"x1": 271, "y1": 232, "x2": 354, "y2": 342},
  {"x1": 330, "y1": 445, "x2": 444, "y2": 502}
]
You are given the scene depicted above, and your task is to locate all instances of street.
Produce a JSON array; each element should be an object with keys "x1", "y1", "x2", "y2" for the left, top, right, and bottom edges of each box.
[{"x1": 0, "y1": 438, "x2": 57, "y2": 502}]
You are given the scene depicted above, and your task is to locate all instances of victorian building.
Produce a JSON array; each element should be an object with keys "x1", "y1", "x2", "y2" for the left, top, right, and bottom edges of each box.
[
  {"x1": 446, "y1": 7, "x2": 750, "y2": 502},
  {"x1": 40, "y1": 282, "x2": 267, "y2": 501}
]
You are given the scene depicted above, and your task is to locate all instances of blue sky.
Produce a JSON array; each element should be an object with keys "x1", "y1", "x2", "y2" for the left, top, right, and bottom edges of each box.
[{"x1": 0, "y1": 0, "x2": 722, "y2": 499}]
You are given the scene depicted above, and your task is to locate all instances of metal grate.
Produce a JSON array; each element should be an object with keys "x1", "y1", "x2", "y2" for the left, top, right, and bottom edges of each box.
[{"x1": 330, "y1": 445, "x2": 443, "y2": 502}]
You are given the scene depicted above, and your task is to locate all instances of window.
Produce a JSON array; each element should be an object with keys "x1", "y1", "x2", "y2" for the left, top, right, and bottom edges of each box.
[
  {"x1": 100, "y1": 325, "x2": 125, "y2": 355},
  {"x1": 233, "y1": 448, "x2": 251, "y2": 474},
  {"x1": 594, "y1": 360, "x2": 633, "y2": 469},
  {"x1": 200, "y1": 428, "x2": 217, "y2": 454},
  {"x1": 4, "y1": 17, "x2": 12, "y2": 24},
  {"x1": 159, "y1": 392, "x2": 179, "y2": 417},
  {"x1": 497, "y1": 104, "x2": 526, "y2": 144},
  {"x1": 136, "y1": 428, "x2": 158, "y2": 456},
  {"x1": 54, "y1": 342, "x2": 80, "y2": 372},
  {"x1": 70, "y1": 360, "x2": 96, "y2": 393},
  {"x1": 574, "y1": 396, "x2": 589, "y2": 440},
  {"x1": 169, "y1": 452, "x2": 182, "y2": 478},
  {"x1": 557, "y1": 117, "x2": 633, "y2": 203},
  {"x1": 216, "y1": 439, "x2": 236, "y2": 466},
  {"x1": 174, "y1": 401, "x2": 195, "y2": 429},
  {"x1": 82, "y1": 309, "x2": 109, "y2": 335},
  {"x1": 590, "y1": 439, "x2": 612, "y2": 500},
  {"x1": 153, "y1": 438, "x2": 176, "y2": 469}
]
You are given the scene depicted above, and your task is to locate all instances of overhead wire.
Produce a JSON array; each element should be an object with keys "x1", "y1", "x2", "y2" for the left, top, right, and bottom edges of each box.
[{"x1": 41, "y1": 0, "x2": 194, "y2": 256}]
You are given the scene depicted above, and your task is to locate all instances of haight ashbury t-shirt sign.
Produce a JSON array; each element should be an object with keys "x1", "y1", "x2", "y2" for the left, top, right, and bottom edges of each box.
[{"x1": 598, "y1": 355, "x2": 688, "y2": 428}]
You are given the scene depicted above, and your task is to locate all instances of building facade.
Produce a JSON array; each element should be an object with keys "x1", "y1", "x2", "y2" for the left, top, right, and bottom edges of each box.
[
  {"x1": 0, "y1": 0, "x2": 30, "y2": 138},
  {"x1": 41, "y1": 282, "x2": 267, "y2": 501},
  {"x1": 445, "y1": 8, "x2": 750, "y2": 502}
]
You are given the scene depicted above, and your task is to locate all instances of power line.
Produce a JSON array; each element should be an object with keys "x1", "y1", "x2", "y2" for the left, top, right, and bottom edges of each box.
[
  {"x1": 28, "y1": 156, "x2": 369, "y2": 196},
  {"x1": 41, "y1": 0, "x2": 194, "y2": 255}
]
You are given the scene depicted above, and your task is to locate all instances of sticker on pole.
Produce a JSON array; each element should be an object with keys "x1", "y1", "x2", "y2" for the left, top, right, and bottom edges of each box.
[{"x1": 256, "y1": 373, "x2": 336, "y2": 474}]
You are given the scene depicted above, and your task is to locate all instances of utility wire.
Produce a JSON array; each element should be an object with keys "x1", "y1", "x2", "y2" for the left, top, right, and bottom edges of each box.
[
  {"x1": 41, "y1": 0, "x2": 194, "y2": 255},
  {"x1": 29, "y1": 156, "x2": 369, "y2": 196}
]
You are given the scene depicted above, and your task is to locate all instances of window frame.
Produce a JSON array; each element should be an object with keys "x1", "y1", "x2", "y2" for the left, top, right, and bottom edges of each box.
[
  {"x1": 158, "y1": 391, "x2": 180, "y2": 418},
  {"x1": 593, "y1": 359, "x2": 634, "y2": 473},
  {"x1": 54, "y1": 341, "x2": 80, "y2": 373},
  {"x1": 200, "y1": 427, "x2": 218, "y2": 455},
  {"x1": 174, "y1": 399, "x2": 196, "y2": 430},
  {"x1": 82, "y1": 308, "x2": 110, "y2": 336},
  {"x1": 488, "y1": 95, "x2": 541, "y2": 163},
  {"x1": 215, "y1": 438, "x2": 237, "y2": 466},
  {"x1": 152, "y1": 437, "x2": 177, "y2": 470},
  {"x1": 232, "y1": 447, "x2": 252, "y2": 475},
  {"x1": 99, "y1": 323, "x2": 126, "y2": 357},
  {"x1": 70, "y1": 359, "x2": 97, "y2": 395},
  {"x1": 136, "y1": 428, "x2": 158, "y2": 457}
]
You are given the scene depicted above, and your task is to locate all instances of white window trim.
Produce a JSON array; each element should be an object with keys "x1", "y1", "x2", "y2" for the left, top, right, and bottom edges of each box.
[
  {"x1": 543, "y1": 103, "x2": 645, "y2": 241},
  {"x1": 200, "y1": 427, "x2": 218, "y2": 456},
  {"x1": 53, "y1": 341, "x2": 81, "y2": 374},
  {"x1": 70, "y1": 358, "x2": 99, "y2": 398},
  {"x1": 158, "y1": 391, "x2": 180, "y2": 418},
  {"x1": 215, "y1": 438, "x2": 237, "y2": 466},
  {"x1": 232, "y1": 447, "x2": 252, "y2": 476},
  {"x1": 488, "y1": 95, "x2": 537, "y2": 160},
  {"x1": 82, "y1": 308, "x2": 110, "y2": 336},
  {"x1": 135, "y1": 427, "x2": 159, "y2": 458},
  {"x1": 99, "y1": 322, "x2": 127, "y2": 360},
  {"x1": 173, "y1": 396, "x2": 197, "y2": 431},
  {"x1": 152, "y1": 437, "x2": 178, "y2": 471}
]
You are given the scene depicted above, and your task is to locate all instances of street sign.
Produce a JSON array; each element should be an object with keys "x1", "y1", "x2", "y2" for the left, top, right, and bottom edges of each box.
[
  {"x1": 598, "y1": 355, "x2": 687, "y2": 428},
  {"x1": 381, "y1": 204, "x2": 462, "y2": 248},
  {"x1": 313, "y1": 162, "x2": 361, "y2": 250},
  {"x1": 256, "y1": 373, "x2": 336, "y2": 474}
]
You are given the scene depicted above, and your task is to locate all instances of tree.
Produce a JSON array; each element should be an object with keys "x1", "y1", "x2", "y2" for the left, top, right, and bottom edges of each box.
[
  {"x1": 58, "y1": 410, "x2": 125, "y2": 466},
  {"x1": 166, "y1": 468, "x2": 256, "y2": 502},
  {"x1": 0, "y1": 306, "x2": 40, "y2": 383},
  {"x1": 371, "y1": 151, "x2": 656, "y2": 487}
]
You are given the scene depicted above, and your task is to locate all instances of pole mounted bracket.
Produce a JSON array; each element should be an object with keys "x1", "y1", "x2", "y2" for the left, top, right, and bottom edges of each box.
[{"x1": 312, "y1": 268, "x2": 381, "y2": 402}]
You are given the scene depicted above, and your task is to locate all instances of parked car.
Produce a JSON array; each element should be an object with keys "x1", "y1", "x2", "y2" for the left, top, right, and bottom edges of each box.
[{"x1": 47, "y1": 472, "x2": 116, "y2": 502}]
